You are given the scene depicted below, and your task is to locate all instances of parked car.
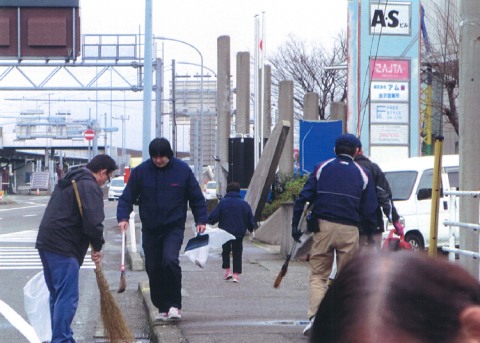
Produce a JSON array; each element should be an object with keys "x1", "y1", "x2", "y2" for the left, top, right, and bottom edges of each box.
[
  {"x1": 379, "y1": 154, "x2": 459, "y2": 251},
  {"x1": 108, "y1": 176, "x2": 126, "y2": 201},
  {"x1": 204, "y1": 181, "x2": 217, "y2": 200}
]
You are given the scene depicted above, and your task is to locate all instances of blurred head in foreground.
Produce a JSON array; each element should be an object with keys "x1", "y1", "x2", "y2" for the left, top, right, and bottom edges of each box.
[{"x1": 311, "y1": 252, "x2": 480, "y2": 343}]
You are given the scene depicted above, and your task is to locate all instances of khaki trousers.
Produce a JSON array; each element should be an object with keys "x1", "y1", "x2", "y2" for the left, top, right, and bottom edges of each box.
[{"x1": 308, "y1": 221, "x2": 359, "y2": 319}]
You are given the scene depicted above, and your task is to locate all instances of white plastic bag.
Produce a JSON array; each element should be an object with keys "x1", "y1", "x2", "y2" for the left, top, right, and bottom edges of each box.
[
  {"x1": 185, "y1": 224, "x2": 235, "y2": 267},
  {"x1": 23, "y1": 271, "x2": 52, "y2": 342}
]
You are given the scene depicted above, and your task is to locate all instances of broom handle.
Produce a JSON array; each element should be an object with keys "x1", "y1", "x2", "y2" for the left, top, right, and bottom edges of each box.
[
  {"x1": 284, "y1": 201, "x2": 310, "y2": 264},
  {"x1": 121, "y1": 231, "x2": 125, "y2": 272},
  {"x1": 72, "y1": 180, "x2": 100, "y2": 269}
]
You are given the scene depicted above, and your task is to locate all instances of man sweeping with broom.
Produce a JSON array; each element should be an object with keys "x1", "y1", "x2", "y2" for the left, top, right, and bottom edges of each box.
[{"x1": 36, "y1": 154, "x2": 118, "y2": 343}]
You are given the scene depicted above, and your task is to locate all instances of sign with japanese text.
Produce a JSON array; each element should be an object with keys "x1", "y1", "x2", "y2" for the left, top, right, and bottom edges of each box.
[
  {"x1": 370, "y1": 81, "x2": 409, "y2": 102},
  {"x1": 370, "y1": 59, "x2": 409, "y2": 80},
  {"x1": 370, "y1": 2, "x2": 411, "y2": 36},
  {"x1": 370, "y1": 103, "x2": 409, "y2": 124},
  {"x1": 371, "y1": 124, "x2": 409, "y2": 145}
]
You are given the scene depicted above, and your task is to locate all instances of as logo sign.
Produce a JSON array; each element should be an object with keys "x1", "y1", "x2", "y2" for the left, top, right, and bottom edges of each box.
[{"x1": 370, "y1": 3, "x2": 411, "y2": 36}]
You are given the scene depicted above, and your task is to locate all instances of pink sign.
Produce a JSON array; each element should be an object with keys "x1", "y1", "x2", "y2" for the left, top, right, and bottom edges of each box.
[{"x1": 370, "y1": 59, "x2": 409, "y2": 80}]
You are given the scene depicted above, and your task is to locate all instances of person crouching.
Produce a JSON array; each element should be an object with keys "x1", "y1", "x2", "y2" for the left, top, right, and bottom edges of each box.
[{"x1": 207, "y1": 182, "x2": 255, "y2": 282}]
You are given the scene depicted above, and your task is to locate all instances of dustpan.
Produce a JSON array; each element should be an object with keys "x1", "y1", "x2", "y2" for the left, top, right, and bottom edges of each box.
[{"x1": 185, "y1": 233, "x2": 210, "y2": 252}]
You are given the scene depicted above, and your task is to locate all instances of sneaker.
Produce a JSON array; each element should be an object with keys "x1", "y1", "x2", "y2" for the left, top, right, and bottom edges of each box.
[
  {"x1": 154, "y1": 312, "x2": 168, "y2": 321},
  {"x1": 232, "y1": 273, "x2": 239, "y2": 283},
  {"x1": 224, "y1": 269, "x2": 232, "y2": 280},
  {"x1": 303, "y1": 316, "x2": 315, "y2": 336},
  {"x1": 167, "y1": 307, "x2": 181, "y2": 320}
]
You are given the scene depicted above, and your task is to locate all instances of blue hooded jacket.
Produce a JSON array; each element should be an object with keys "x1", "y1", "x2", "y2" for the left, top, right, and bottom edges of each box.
[
  {"x1": 207, "y1": 192, "x2": 255, "y2": 238},
  {"x1": 117, "y1": 158, "x2": 207, "y2": 232}
]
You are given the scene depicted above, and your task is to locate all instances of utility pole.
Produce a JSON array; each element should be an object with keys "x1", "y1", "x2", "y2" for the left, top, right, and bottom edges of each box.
[
  {"x1": 172, "y1": 59, "x2": 176, "y2": 157},
  {"x1": 142, "y1": 0, "x2": 153, "y2": 161},
  {"x1": 459, "y1": 0, "x2": 480, "y2": 278}
]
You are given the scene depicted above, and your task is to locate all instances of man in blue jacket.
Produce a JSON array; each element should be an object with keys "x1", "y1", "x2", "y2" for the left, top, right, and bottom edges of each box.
[
  {"x1": 117, "y1": 138, "x2": 207, "y2": 321},
  {"x1": 291, "y1": 134, "x2": 378, "y2": 336},
  {"x1": 207, "y1": 182, "x2": 255, "y2": 282}
]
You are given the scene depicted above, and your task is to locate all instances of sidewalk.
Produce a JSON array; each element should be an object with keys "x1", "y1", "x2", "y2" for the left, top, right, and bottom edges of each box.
[{"x1": 138, "y1": 212, "x2": 312, "y2": 343}]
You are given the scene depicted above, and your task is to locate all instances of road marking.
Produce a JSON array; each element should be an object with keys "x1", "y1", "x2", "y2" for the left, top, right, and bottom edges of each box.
[
  {"x1": 0, "y1": 299, "x2": 41, "y2": 343},
  {"x1": 105, "y1": 216, "x2": 117, "y2": 220},
  {"x1": 0, "y1": 231, "x2": 95, "y2": 270},
  {"x1": 0, "y1": 204, "x2": 46, "y2": 212},
  {"x1": 0, "y1": 230, "x2": 38, "y2": 243},
  {"x1": 0, "y1": 247, "x2": 95, "y2": 270},
  {"x1": 23, "y1": 214, "x2": 37, "y2": 217}
]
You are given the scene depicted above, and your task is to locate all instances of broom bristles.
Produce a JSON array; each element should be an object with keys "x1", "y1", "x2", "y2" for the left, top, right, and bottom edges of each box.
[
  {"x1": 117, "y1": 272, "x2": 127, "y2": 294},
  {"x1": 95, "y1": 265, "x2": 135, "y2": 342},
  {"x1": 273, "y1": 263, "x2": 289, "y2": 289}
]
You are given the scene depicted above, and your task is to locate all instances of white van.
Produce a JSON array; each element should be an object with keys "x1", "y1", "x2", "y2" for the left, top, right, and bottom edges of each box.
[{"x1": 379, "y1": 154, "x2": 459, "y2": 251}]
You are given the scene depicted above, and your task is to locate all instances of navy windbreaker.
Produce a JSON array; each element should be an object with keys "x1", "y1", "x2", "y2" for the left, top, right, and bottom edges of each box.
[
  {"x1": 117, "y1": 158, "x2": 207, "y2": 231},
  {"x1": 207, "y1": 192, "x2": 255, "y2": 238},
  {"x1": 292, "y1": 154, "x2": 378, "y2": 233}
]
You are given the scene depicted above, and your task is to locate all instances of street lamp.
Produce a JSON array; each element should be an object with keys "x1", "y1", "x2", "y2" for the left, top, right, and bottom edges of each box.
[{"x1": 153, "y1": 36, "x2": 204, "y2": 181}]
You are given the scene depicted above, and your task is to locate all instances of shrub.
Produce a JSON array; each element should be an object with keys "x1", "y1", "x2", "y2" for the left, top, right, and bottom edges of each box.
[{"x1": 261, "y1": 174, "x2": 309, "y2": 221}]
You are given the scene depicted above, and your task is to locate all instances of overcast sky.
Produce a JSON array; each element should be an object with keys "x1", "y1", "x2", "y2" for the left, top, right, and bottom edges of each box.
[{"x1": 1, "y1": 0, "x2": 347, "y2": 151}]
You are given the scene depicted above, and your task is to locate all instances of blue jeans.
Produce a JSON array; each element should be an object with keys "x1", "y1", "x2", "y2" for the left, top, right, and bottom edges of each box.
[
  {"x1": 143, "y1": 228, "x2": 184, "y2": 312},
  {"x1": 39, "y1": 249, "x2": 79, "y2": 343}
]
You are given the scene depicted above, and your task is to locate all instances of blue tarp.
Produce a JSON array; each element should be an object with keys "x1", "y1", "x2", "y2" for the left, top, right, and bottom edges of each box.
[{"x1": 299, "y1": 120, "x2": 343, "y2": 176}]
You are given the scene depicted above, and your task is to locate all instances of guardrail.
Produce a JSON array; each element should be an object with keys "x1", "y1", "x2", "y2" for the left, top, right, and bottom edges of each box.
[{"x1": 442, "y1": 190, "x2": 480, "y2": 277}]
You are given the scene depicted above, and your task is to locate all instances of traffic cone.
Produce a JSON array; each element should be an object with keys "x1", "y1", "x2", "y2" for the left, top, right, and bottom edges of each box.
[{"x1": 36, "y1": 188, "x2": 40, "y2": 196}]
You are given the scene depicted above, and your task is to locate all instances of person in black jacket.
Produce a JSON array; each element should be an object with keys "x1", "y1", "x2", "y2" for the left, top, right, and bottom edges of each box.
[
  {"x1": 36, "y1": 154, "x2": 117, "y2": 343},
  {"x1": 207, "y1": 182, "x2": 255, "y2": 283},
  {"x1": 354, "y1": 143, "x2": 404, "y2": 243},
  {"x1": 117, "y1": 138, "x2": 207, "y2": 321}
]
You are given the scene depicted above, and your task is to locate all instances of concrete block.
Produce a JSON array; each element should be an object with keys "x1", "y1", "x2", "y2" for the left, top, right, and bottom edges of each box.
[
  {"x1": 278, "y1": 81, "x2": 294, "y2": 175},
  {"x1": 245, "y1": 120, "x2": 290, "y2": 222},
  {"x1": 330, "y1": 102, "x2": 347, "y2": 133},
  {"x1": 279, "y1": 202, "x2": 295, "y2": 257},
  {"x1": 236, "y1": 52, "x2": 250, "y2": 134},
  {"x1": 303, "y1": 92, "x2": 319, "y2": 121},
  {"x1": 254, "y1": 207, "x2": 283, "y2": 245}
]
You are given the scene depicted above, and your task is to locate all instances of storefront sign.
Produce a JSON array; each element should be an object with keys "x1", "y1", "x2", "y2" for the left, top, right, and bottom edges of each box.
[
  {"x1": 370, "y1": 59, "x2": 409, "y2": 80},
  {"x1": 370, "y1": 2, "x2": 412, "y2": 36},
  {"x1": 370, "y1": 81, "x2": 409, "y2": 102},
  {"x1": 370, "y1": 102, "x2": 409, "y2": 123},
  {"x1": 371, "y1": 124, "x2": 409, "y2": 145}
]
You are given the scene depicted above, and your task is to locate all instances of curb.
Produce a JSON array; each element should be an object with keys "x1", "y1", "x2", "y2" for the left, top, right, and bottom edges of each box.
[
  {"x1": 138, "y1": 281, "x2": 186, "y2": 343},
  {"x1": 0, "y1": 199, "x2": 16, "y2": 205}
]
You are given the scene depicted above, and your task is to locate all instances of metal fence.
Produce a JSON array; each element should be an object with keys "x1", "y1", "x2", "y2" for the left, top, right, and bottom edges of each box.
[{"x1": 442, "y1": 190, "x2": 480, "y2": 279}]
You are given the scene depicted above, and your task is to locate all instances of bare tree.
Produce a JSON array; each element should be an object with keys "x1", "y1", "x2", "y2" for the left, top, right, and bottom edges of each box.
[
  {"x1": 269, "y1": 31, "x2": 347, "y2": 120},
  {"x1": 422, "y1": 1, "x2": 460, "y2": 135}
]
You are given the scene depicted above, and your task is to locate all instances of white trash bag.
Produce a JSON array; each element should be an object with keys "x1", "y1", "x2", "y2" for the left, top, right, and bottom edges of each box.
[
  {"x1": 23, "y1": 271, "x2": 52, "y2": 343},
  {"x1": 185, "y1": 224, "x2": 235, "y2": 268}
]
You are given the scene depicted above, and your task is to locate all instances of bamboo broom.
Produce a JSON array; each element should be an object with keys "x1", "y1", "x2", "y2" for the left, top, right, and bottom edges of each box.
[
  {"x1": 72, "y1": 180, "x2": 134, "y2": 343},
  {"x1": 273, "y1": 202, "x2": 309, "y2": 289}
]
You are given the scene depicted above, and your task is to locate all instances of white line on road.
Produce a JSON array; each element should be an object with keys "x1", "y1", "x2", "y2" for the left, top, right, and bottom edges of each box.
[
  {"x1": 0, "y1": 204, "x2": 46, "y2": 212},
  {"x1": 23, "y1": 215, "x2": 37, "y2": 217},
  {"x1": 0, "y1": 299, "x2": 40, "y2": 343}
]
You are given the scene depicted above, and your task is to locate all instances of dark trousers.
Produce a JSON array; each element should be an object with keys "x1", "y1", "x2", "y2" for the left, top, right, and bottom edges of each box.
[
  {"x1": 142, "y1": 228, "x2": 184, "y2": 312},
  {"x1": 39, "y1": 249, "x2": 79, "y2": 343},
  {"x1": 221, "y1": 236, "x2": 244, "y2": 274}
]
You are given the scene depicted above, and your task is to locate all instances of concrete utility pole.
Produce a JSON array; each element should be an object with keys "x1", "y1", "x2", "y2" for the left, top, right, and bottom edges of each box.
[
  {"x1": 278, "y1": 80, "x2": 294, "y2": 175},
  {"x1": 303, "y1": 92, "x2": 319, "y2": 121},
  {"x1": 142, "y1": 0, "x2": 153, "y2": 161},
  {"x1": 155, "y1": 58, "x2": 163, "y2": 138},
  {"x1": 236, "y1": 52, "x2": 250, "y2": 134},
  {"x1": 459, "y1": 0, "x2": 480, "y2": 278},
  {"x1": 217, "y1": 36, "x2": 231, "y2": 196}
]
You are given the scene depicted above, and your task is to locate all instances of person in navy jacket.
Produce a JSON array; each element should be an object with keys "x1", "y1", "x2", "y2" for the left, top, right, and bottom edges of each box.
[
  {"x1": 291, "y1": 134, "x2": 378, "y2": 336},
  {"x1": 207, "y1": 182, "x2": 255, "y2": 282},
  {"x1": 117, "y1": 138, "x2": 207, "y2": 321}
]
